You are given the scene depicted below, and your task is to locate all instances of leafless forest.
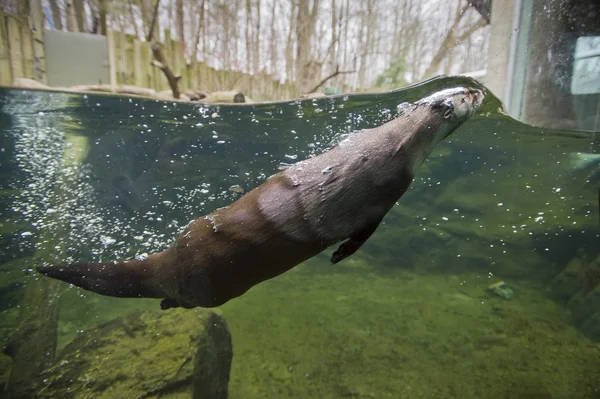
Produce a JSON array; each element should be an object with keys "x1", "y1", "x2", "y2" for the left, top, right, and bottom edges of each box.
[{"x1": 43, "y1": 0, "x2": 490, "y2": 93}]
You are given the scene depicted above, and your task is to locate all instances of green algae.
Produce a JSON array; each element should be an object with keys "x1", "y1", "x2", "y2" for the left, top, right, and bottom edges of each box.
[
  {"x1": 38, "y1": 308, "x2": 231, "y2": 399},
  {"x1": 55, "y1": 286, "x2": 158, "y2": 351},
  {"x1": 40, "y1": 249, "x2": 600, "y2": 398},
  {"x1": 222, "y1": 256, "x2": 600, "y2": 399}
]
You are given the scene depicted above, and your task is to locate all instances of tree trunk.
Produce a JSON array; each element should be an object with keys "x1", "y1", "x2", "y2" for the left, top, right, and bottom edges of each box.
[
  {"x1": 190, "y1": 0, "x2": 206, "y2": 87},
  {"x1": 329, "y1": 0, "x2": 337, "y2": 77},
  {"x1": 201, "y1": 0, "x2": 207, "y2": 62},
  {"x1": 66, "y1": 0, "x2": 79, "y2": 32},
  {"x1": 49, "y1": 0, "x2": 63, "y2": 30},
  {"x1": 245, "y1": 0, "x2": 252, "y2": 73},
  {"x1": 421, "y1": 1, "x2": 488, "y2": 79},
  {"x1": 233, "y1": 0, "x2": 241, "y2": 70},
  {"x1": 410, "y1": 20, "x2": 420, "y2": 81},
  {"x1": 253, "y1": 0, "x2": 261, "y2": 74},
  {"x1": 151, "y1": 42, "x2": 181, "y2": 98},
  {"x1": 221, "y1": 3, "x2": 231, "y2": 68},
  {"x1": 175, "y1": 0, "x2": 185, "y2": 58},
  {"x1": 390, "y1": 1, "x2": 401, "y2": 60},
  {"x1": 74, "y1": 0, "x2": 86, "y2": 32},
  {"x1": 285, "y1": 1, "x2": 296, "y2": 81},
  {"x1": 333, "y1": 0, "x2": 345, "y2": 86},
  {"x1": 295, "y1": 0, "x2": 310, "y2": 88},
  {"x1": 358, "y1": 0, "x2": 375, "y2": 90},
  {"x1": 99, "y1": 0, "x2": 108, "y2": 35},
  {"x1": 341, "y1": 0, "x2": 350, "y2": 87},
  {"x1": 146, "y1": 0, "x2": 161, "y2": 42},
  {"x1": 269, "y1": 1, "x2": 277, "y2": 76},
  {"x1": 127, "y1": 0, "x2": 141, "y2": 38},
  {"x1": 295, "y1": 0, "x2": 320, "y2": 93},
  {"x1": 190, "y1": 0, "x2": 205, "y2": 88}
]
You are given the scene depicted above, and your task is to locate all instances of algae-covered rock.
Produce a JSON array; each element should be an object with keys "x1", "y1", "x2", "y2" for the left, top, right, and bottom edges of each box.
[
  {"x1": 580, "y1": 311, "x2": 600, "y2": 341},
  {"x1": 568, "y1": 282, "x2": 600, "y2": 340},
  {"x1": 36, "y1": 308, "x2": 232, "y2": 399},
  {"x1": 547, "y1": 256, "x2": 585, "y2": 301}
]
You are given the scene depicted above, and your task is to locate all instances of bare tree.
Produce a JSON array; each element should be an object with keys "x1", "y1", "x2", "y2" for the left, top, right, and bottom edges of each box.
[
  {"x1": 253, "y1": 0, "x2": 261, "y2": 74},
  {"x1": 339, "y1": 0, "x2": 350, "y2": 87},
  {"x1": 295, "y1": 0, "x2": 320, "y2": 93},
  {"x1": 245, "y1": 0, "x2": 253, "y2": 73},
  {"x1": 357, "y1": 0, "x2": 375, "y2": 90},
  {"x1": 189, "y1": 0, "x2": 206, "y2": 87},
  {"x1": 41, "y1": 0, "x2": 491, "y2": 96},
  {"x1": 98, "y1": 0, "x2": 108, "y2": 35},
  {"x1": 145, "y1": 0, "x2": 160, "y2": 41},
  {"x1": 329, "y1": 0, "x2": 337, "y2": 76},
  {"x1": 220, "y1": 3, "x2": 231, "y2": 68},
  {"x1": 49, "y1": 0, "x2": 63, "y2": 30},
  {"x1": 66, "y1": 0, "x2": 79, "y2": 32},
  {"x1": 284, "y1": 0, "x2": 296, "y2": 81},
  {"x1": 269, "y1": 0, "x2": 278, "y2": 75},
  {"x1": 421, "y1": 0, "x2": 488, "y2": 79},
  {"x1": 74, "y1": 0, "x2": 86, "y2": 32},
  {"x1": 175, "y1": 0, "x2": 185, "y2": 58}
]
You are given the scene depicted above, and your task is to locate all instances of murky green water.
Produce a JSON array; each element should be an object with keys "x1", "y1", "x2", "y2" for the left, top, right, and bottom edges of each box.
[{"x1": 0, "y1": 77, "x2": 599, "y2": 398}]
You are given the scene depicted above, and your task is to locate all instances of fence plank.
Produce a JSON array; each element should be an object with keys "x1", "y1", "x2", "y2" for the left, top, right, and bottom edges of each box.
[
  {"x1": 6, "y1": 16, "x2": 23, "y2": 81},
  {"x1": 113, "y1": 31, "x2": 124, "y2": 85},
  {"x1": 0, "y1": 12, "x2": 12, "y2": 85},
  {"x1": 106, "y1": 30, "x2": 117, "y2": 88},
  {"x1": 124, "y1": 34, "x2": 135, "y2": 86},
  {"x1": 20, "y1": 23, "x2": 34, "y2": 78},
  {"x1": 29, "y1": 0, "x2": 46, "y2": 83},
  {"x1": 140, "y1": 41, "x2": 152, "y2": 88},
  {"x1": 2, "y1": 21, "x2": 298, "y2": 101}
]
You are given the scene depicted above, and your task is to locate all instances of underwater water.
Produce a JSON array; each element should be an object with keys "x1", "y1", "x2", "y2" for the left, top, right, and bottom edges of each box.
[{"x1": 0, "y1": 76, "x2": 599, "y2": 398}]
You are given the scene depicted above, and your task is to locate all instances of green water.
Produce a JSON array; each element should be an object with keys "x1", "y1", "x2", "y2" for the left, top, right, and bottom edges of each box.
[{"x1": 0, "y1": 76, "x2": 599, "y2": 398}]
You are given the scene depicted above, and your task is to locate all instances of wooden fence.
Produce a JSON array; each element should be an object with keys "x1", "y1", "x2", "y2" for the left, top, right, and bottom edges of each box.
[
  {"x1": 108, "y1": 29, "x2": 299, "y2": 101},
  {"x1": 0, "y1": 9, "x2": 44, "y2": 86},
  {"x1": 0, "y1": 9, "x2": 298, "y2": 101}
]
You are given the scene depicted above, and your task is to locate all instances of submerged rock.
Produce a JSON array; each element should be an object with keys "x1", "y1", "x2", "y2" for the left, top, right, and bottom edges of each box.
[
  {"x1": 488, "y1": 281, "x2": 514, "y2": 300},
  {"x1": 568, "y1": 281, "x2": 600, "y2": 341},
  {"x1": 36, "y1": 308, "x2": 232, "y2": 399},
  {"x1": 548, "y1": 256, "x2": 585, "y2": 301}
]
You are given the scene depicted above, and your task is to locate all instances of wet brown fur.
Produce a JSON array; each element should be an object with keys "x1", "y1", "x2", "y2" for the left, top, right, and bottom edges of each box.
[{"x1": 38, "y1": 88, "x2": 482, "y2": 309}]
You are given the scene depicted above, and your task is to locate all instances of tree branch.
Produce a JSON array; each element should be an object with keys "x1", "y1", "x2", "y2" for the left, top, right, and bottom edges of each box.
[
  {"x1": 191, "y1": 0, "x2": 206, "y2": 59},
  {"x1": 151, "y1": 42, "x2": 181, "y2": 98},
  {"x1": 455, "y1": 17, "x2": 488, "y2": 42},
  {"x1": 307, "y1": 65, "x2": 355, "y2": 93},
  {"x1": 318, "y1": 35, "x2": 342, "y2": 65},
  {"x1": 421, "y1": 1, "x2": 488, "y2": 79},
  {"x1": 146, "y1": 0, "x2": 161, "y2": 42}
]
